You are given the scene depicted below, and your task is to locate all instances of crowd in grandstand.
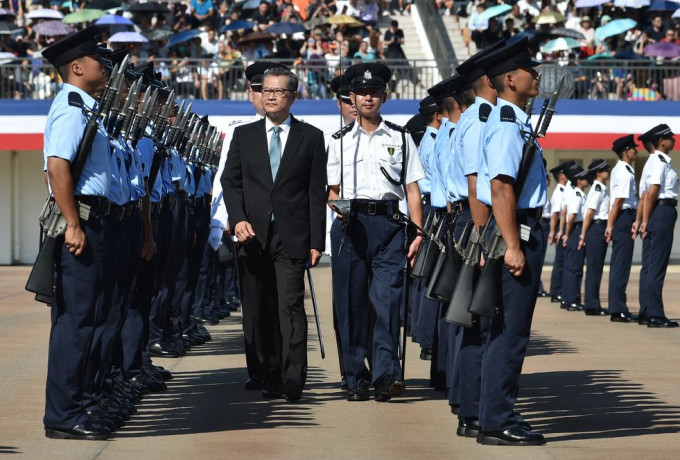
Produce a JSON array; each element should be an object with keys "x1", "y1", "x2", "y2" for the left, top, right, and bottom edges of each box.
[{"x1": 0, "y1": 0, "x2": 679, "y2": 100}]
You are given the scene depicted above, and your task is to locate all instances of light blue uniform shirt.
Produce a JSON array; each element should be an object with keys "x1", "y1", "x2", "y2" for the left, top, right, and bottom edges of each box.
[
  {"x1": 108, "y1": 137, "x2": 131, "y2": 205},
  {"x1": 417, "y1": 126, "x2": 438, "y2": 195},
  {"x1": 44, "y1": 83, "x2": 111, "y2": 197},
  {"x1": 477, "y1": 97, "x2": 547, "y2": 209},
  {"x1": 169, "y1": 149, "x2": 188, "y2": 190},
  {"x1": 450, "y1": 96, "x2": 494, "y2": 202},
  {"x1": 196, "y1": 166, "x2": 212, "y2": 198},
  {"x1": 430, "y1": 118, "x2": 455, "y2": 208},
  {"x1": 161, "y1": 153, "x2": 174, "y2": 196},
  {"x1": 139, "y1": 137, "x2": 163, "y2": 203}
]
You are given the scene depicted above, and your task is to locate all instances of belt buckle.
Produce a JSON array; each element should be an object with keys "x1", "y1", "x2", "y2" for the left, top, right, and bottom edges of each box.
[
  {"x1": 101, "y1": 199, "x2": 111, "y2": 215},
  {"x1": 367, "y1": 202, "x2": 377, "y2": 216}
]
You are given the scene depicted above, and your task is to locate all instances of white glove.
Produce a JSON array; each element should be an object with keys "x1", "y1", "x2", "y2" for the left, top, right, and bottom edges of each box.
[{"x1": 208, "y1": 226, "x2": 223, "y2": 251}]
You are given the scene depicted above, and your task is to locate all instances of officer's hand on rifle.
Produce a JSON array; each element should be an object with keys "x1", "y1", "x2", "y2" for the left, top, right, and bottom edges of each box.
[
  {"x1": 504, "y1": 246, "x2": 525, "y2": 277},
  {"x1": 65, "y1": 224, "x2": 87, "y2": 256},
  {"x1": 234, "y1": 221, "x2": 256, "y2": 244}
]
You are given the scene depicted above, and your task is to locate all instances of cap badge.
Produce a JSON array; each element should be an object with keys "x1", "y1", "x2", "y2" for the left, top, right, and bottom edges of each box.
[{"x1": 363, "y1": 70, "x2": 372, "y2": 80}]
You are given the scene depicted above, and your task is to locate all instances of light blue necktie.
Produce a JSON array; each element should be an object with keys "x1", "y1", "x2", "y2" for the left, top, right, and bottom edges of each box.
[{"x1": 269, "y1": 126, "x2": 282, "y2": 181}]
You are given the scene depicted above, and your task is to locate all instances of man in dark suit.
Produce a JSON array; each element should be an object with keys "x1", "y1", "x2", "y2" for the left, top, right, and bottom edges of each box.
[{"x1": 222, "y1": 66, "x2": 327, "y2": 401}]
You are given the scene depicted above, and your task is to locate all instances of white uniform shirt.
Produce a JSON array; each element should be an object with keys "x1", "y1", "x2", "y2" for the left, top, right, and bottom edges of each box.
[
  {"x1": 550, "y1": 183, "x2": 566, "y2": 218},
  {"x1": 567, "y1": 185, "x2": 587, "y2": 223},
  {"x1": 585, "y1": 180, "x2": 609, "y2": 220},
  {"x1": 639, "y1": 152, "x2": 657, "y2": 197},
  {"x1": 610, "y1": 160, "x2": 638, "y2": 210},
  {"x1": 326, "y1": 119, "x2": 425, "y2": 200},
  {"x1": 645, "y1": 150, "x2": 679, "y2": 199}
]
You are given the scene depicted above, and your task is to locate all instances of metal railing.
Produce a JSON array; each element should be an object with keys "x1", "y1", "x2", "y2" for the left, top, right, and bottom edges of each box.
[{"x1": 1, "y1": 58, "x2": 679, "y2": 101}]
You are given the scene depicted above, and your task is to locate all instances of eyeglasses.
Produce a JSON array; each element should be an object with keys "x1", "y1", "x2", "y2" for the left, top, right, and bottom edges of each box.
[{"x1": 262, "y1": 88, "x2": 294, "y2": 97}]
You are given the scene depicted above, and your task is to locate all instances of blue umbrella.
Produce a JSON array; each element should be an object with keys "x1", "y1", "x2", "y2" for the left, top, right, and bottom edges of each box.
[
  {"x1": 508, "y1": 30, "x2": 536, "y2": 44},
  {"x1": 167, "y1": 28, "x2": 204, "y2": 48},
  {"x1": 476, "y1": 4, "x2": 511, "y2": 22},
  {"x1": 594, "y1": 18, "x2": 637, "y2": 44},
  {"x1": 95, "y1": 14, "x2": 134, "y2": 26},
  {"x1": 649, "y1": 0, "x2": 680, "y2": 10},
  {"x1": 109, "y1": 31, "x2": 148, "y2": 43},
  {"x1": 220, "y1": 19, "x2": 256, "y2": 33},
  {"x1": 266, "y1": 22, "x2": 306, "y2": 36},
  {"x1": 240, "y1": 0, "x2": 270, "y2": 9}
]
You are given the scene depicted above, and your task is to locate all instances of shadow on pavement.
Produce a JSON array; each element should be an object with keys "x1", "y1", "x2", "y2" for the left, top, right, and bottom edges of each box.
[
  {"x1": 0, "y1": 446, "x2": 19, "y2": 454},
  {"x1": 526, "y1": 333, "x2": 579, "y2": 357},
  {"x1": 517, "y1": 369, "x2": 680, "y2": 442}
]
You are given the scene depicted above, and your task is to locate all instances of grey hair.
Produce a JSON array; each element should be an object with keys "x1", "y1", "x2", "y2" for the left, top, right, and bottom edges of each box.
[{"x1": 263, "y1": 67, "x2": 298, "y2": 92}]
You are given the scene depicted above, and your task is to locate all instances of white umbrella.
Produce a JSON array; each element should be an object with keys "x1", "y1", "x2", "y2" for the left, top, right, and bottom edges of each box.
[
  {"x1": 673, "y1": 8, "x2": 680, "y2": 17},
  {"x1": 26, "y1": 9, "x2": 64, "y2": 20},
  {"x1": 108, "y1": 31, "x2": 148, "y2": 43},
  {"x1": 613, "y1": 0, "x2": 651, "y2": 7}
]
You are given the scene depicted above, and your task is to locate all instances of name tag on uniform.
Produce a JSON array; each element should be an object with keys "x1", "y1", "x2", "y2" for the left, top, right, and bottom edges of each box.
[{"x1": 519, "y1": 224, "x2": 531, "y2": 242}]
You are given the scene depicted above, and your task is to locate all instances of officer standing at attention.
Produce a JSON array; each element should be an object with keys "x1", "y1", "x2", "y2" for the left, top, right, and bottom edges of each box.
[
  {"x1": 327, "y1": 62, "x2": 425, "y2": 402},
  {"x1": 560, "y1": 165, "x2": 589, "y2": 312},
  {"x1": 638, "y1": 124, "x2": 679, "y2": 328},
  {"x1": 473, "y1": 38, "x2": 547, "y2": 445},
  {"x1": 546, "y1": 161, "x2": 575, "y2": 303},
  {"x1": 41, "y1": 26, "x2": 114, "y2": 440},
  {"x1": 606, "y1": 135, "x2": 640, "y2": 323},
  {"x1": 578, "y1": 160, "x2": 610, "y2": 316}
]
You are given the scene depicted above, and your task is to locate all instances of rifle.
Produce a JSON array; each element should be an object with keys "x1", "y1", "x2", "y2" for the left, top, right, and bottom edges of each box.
[
  {"x1": 467, "y1": 75, "x2": 564, "y2": 319},
  {"x1": 444, "y1": 221, "x2": 483, "y2": 328},
  {"x1": 25, "y1": 60, "x2": 127, "y2": 302},
  {"x1": 425, "y1": 213, "x2": 463, "y2": 302}
]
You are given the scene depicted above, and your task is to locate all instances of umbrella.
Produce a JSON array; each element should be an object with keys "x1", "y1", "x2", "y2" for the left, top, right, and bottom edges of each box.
[
  {"x1": 33, "y1": 20, "x2": 75, "y2": 37},
  {"x1": 0, "y1": 8, "x2": 16, "y2": 17},
  {"x1": 95, "y1": 14, "x2": 134, "y2": 26},
  {"x1": 532, "y1": 12, "x2": 566, "y2": 25},
  {"x1": 128, "y1": 2, "x2": 171, "y2": 14},
  {"x1": 574, "y1": 0, "x2": 609, "y2": 6},
  {"x1": 220, "y1": 19, "x2": 257, "y2": 33},
  {"x1": 649, "y1": 0, "x2": 680, "y2": 10},
  {"x1": 552, "y1": 27, "x2": 586, "y2": 40},
  {"x1": 237, "y1": 31, "x2": 275, "y2": 45},
  {"x1": 109, "y1": 31, "x2": 148, "y2": 43},
  {"x1": 644, "y1": 42, "x2": 680, "y2": 58},
  {"x1": 476, "y1": 4, "x2": 512, "y2": 22},
  {"x1": 26, "y1": 9, "x2": 64, "y2": 20},
  {"x1": 86, "y1": 0, "x2": 123, "y2": 10},
  {"x1": 328, "y1": 14, "x2": 364, "y2": 27},
  {"x1": 266, "y1": 22, "x2": 306, "y2": 35},
  {"x1": 167, "y1": 28, "x2": 204, "y2": 47},
  {"x1": 144, "y1": 28, "x2": 174, "y2": 41},
  {"x1": 0, "y1": 51, "x2": 17, "y2": 64},
  {"x1": 540, "y1": 37, "x2": 581, "y2": 53},
  {"x1": 614, "y1": 0, "x2": 651, "y2": 6},
  {"x1": 240, "y1": 0, "x2": 269, "y2": 9},
  {"x1": 0, "y1": 21, "x2": 18, "y2": 34},
  {"x1": 595, "y1": 18, "x2": 637, "y2": 44},
  {"x1": 304, "y1": 16, "x2": 329, "y2": 30},
  {"x1": 674, "y1": 8, "x2": 680, "y2": 18},
  {"x1": 587, "y1": 52, "x2": 614, "y2": 60},
  {"x1": 63, "y1": 9, "x2": 106, "y2": 24}
]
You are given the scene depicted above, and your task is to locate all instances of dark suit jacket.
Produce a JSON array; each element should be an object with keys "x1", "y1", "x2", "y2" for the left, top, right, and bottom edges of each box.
[{"x1": 221, "y1": 116, "x2": 327, "y2": 260}]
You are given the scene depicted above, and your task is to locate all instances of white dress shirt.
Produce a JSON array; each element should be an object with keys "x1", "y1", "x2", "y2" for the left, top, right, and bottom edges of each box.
[
  {"x1": 265, "y1": 114, "x2": 292, "y2": 158},
  {"x1": 610, "y1": 159, "x2": 638, "y2": 210},
  {"x1": 585, "y1": 180, "x2": 610, "y2": 220}
]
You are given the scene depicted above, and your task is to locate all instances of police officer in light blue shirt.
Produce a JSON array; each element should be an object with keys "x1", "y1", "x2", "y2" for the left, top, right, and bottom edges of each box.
[
  {"x1": 473, "y1": 38, "x2": 547, "y2": 446},
  {"x1": 427, "y1": 83, "x2": 457, "y2": 210},
  {"x1": 41, "y1": 26, "x2": 114, "y2": 441}
]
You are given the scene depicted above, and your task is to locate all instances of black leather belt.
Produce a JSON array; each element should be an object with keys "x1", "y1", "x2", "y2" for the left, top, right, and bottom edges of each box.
[
  {"x1": 172, "y1": 180, "x2": 182, "y2": 193},
  {"x1": 516, "y1": 207, "x2": 543, "y2": 219},
  {"x1": 352, "y1": 199, "x2": 399, "y2": 216},
  {"x1": 622, "y1": 208, "x2": 636, "y2": 214},
  {"x1": 573, "y1": 221, "x2": 583, "y2": 228},
  {"x1": 593, "y1": 219, "x2": 607, "y2": 224},
  {"x1": 162, "y1": 193, "x2": 175, "y2": 208},
  {"x1": 75, "y1": 195, "x2": 114, "y2": 217},
  {"x1": 422, "y1": 193, "x2": 431, "y2": 205},
  {"x1": 657, "y1": 198, "x2": 677, "y2": 207},
  {"x1": 541, "y1": 217, "x2": 551, "y2": 223}
]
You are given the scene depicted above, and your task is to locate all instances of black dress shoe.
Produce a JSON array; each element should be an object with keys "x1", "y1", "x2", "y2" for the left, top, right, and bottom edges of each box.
[
  {"x1": 566, "y1": 303, "x2": 584, "y2": 312},
  {"x1": 195, "y1": 315, "x2": 219, "y2": 325},
  {"x1": 283, "y1": 380, "x2": 303, "y2": 402},
  {"x1": 149, "y1": 342, "x2": 179, "y2": 358},
  {"x1": 477, "y1": 426, "x2": 546, "y2": 446},
  {"x1": 560, "y1": 301, "x2": 568, "y2": 310},
  {"x1": 450, "y1": 404, "x2": 459, "y2": 416},
  {"x1": 347, "y1": 381, "x2": 370, "y2": 401},
  {"x1": 585, "y1": 307, "x2": 609, "y2": 316},
  {"x1": 374, "y1": 374, "x2": 405, "y2": 402},
  {"x1": 340, "y1": 376, "x2": 349, "y2": 391},
  {"x1": 262, "y1": 381, "x2": 283, "y2": 399},
  {"x1": 513, "y1": 411, "x2": 532, "y2": 430},
  {"x1": 419, "y1": 348, "x2": 432, "y2": 361},
  {"x1": 45, "y1": 420, "x2": 111, "y2": 441},
  {"x1": 538, "y1": 290, "x2": 550, "y2": 298},
  {"x1": 611, "y1": 312, "x2": 635, "y2": 323},
  {"x1": 457, "y1": 417, "x2": 481, "y2": 437},
  {"x1": 647, "y1": 317, "x2": 679, "y2": 328},
  {"x1": 550, "y1": 294, "x2": 562, "y2": 303},
  {"x1": 638, "y1": 314, "x2": 649, "y2": 325},
  {"x1": 245, "y1": 377, "x2": 264, "y2": 390},
  {"x1": 86, "y1": 409, "x2": 120, "y2": 431}
]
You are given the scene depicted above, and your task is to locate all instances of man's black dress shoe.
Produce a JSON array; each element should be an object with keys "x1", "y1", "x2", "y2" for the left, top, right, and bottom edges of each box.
[
  {"x1": 347, "y1": 381, "x2": 370, "y2": 401},
  {"x1": 132, "y1": 373, "x2": 167, "y2": 393},
  {"x1": 152, "y1": 365, "x2": 173, "y2": 381},
  {"x1": 638, "y1": 314, "x2": 649, "y2": 325},
  {"x1": 340, "y1": 376, "x2": 349, "y2": 391},
  {"x1": 86, "y1": 409, "x2": 120, "y2": 431},
  {"x1": 513, "y1": 411, "x2": 532, "y2": 430},
  {"x1": 149, "y1": 342, "x2": 179, "y2": 358},
  {"x1": 611, "y1": 312, "x2": 636, "y2": 323},
  {"x1": 647, "y1": 317, "x2": 679, "y2": 328},
  {"x1": 450, "y1": 404, "x2": 459, "y2": 416},
  {"x1": 195, "y1": 315, "x2": 218, "y2": 325},
  {"x1": 262, "y1": 382, "x2": 283, "y2": 399},
  {"x1": 374, "y1": 374, "x2": 405, "y2": 402},
  {"x1": 457, "y1": 417, "x2": 481, "y2": 437},
  {"x1": 245, "y1": 377, "x2": 264, "y2": 390},
  {"x1": 550, "y1": 294, "x2": 562, "y2": 303},
  {"x1": 45, "y1": 420, "x2": 111, "y2": 440},
  {"x1": 585, "y1": 307, "x2": 609, "y2": 316},
  {"x1": 283, "y1": 380, "x2": 303, "y2": 402},
  {"x1": 538, "y1": 290, "x2": 549, "y2": 298},
  {"x1": 566, "y1": 303, "x2": 584, "y2": 312},
  {"x1": 477, "y1": 426, "x2": 546, "y2": 446},
  {"x1": 420, "y1": 348, "x2": 432, "y2": 361}
]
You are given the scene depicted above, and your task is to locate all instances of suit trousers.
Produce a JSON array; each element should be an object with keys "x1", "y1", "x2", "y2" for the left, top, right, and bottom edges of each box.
[
  {"x1": 608, "y1": 209, "x2": 635, "y2": 314},
  {"x1": 238, "y1": 220, "x2": 307, "y2": 385}
]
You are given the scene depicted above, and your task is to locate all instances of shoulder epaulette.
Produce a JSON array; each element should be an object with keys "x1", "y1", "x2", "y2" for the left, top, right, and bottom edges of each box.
[
  {"x1": 576, "y1": 190, "x2": 583, "y2": 197},
  {"x1": 449, "y1": 127, "x2": 455, "y2": 137},
  {"x1": 659, "y1": 155, "x2": 668, "y2": 164},
  {"x1": 500, "y1": 105, "x2": 515, "y2": 123},
  {"x1": 479, "y1": 103, "x2": 492, "y2": 122},
  {"x1": 558, "y1": 185, "x2": 564, "y2": 191},
  {"x1": 625, "y1": 164, "x2": 634, "y2": 174},
  {"x1": 384, "y1": 120, "x2": 406, "y2": 133},
  {"x1": 229, "y1": 119, "x2": 246, "y2": 127},
  {"x1": 595, "y1": 184, "x2": 602, "y2": 192},
  {"x1": 430, "y1": 132, "x2": 436, "y2": 139},
  {"x1": 332, "y1": 121, "x2": 354, "y2": 139}
]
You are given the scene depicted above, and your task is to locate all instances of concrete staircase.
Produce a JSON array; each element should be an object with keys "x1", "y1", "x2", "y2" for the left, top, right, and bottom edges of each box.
[{"x1": 440, "y1": 14, "x2": 476, "y2": 64}]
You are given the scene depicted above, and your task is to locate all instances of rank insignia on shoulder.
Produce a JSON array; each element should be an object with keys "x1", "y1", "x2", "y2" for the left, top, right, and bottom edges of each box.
[
  {"x1": 500, "y1": 106, "x2": 515, "y2": 123},
  {"x1": 431, "y1": 132, "x2": 436, "y2": 139},
  {"x1": 659, "y1": 155, "x2": 668, "y2": 164},
  {"x1": 595, "y1": 184, "x2": 602, "y2": 192},
  {"x1": 479, "y1": 103, "x2": 492, "y2": 122},
  {"x1": 384, "y1": 120, "x2": 406, "y2": 133},
  {"x1": 449, "y1": 127, "x2": 455, "y2": 137},
  {"x1": 576, "y1": 190, "x2": 582, "y2": 197},
  {"x1": 626, "y1": 164, "x2": 634, "y2": 174},
  {"x1": 332, "y1": 122, "x2": 354, "y2": 139}
]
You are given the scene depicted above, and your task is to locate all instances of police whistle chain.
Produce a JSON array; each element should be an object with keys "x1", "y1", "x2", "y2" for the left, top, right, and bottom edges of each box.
[
  {"x1": 467, "y1": 75, "x2": 565, "y2": 319},
  {"x1": 26, "y1": 60, "x2": 128, "y2": 302}
]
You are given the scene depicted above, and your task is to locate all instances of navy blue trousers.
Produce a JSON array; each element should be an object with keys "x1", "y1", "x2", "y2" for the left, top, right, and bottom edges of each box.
[
  {"x1": 416, "y1": 209, "x2": 446, "y2": 351},
  {"x1": 148, "y1": 202, "x2": 174, "y2": 347},
  {"x1": 539, "y1": 217, "x2": 550, "y2": 292},
  {"x1": 479, "y1": 214, "x2": 546, "y2": 432},
  {"x1": 44, "y1": 212, "x2": 110, "y2": 429},
  {"x1": 562, "y1": 223, "x2": 585, "y2": 305},
  {"x1": 331, "y1": 212, "x2": 405, "y2": 389},
  {"x1": 641, "y1": 204, "x2": 677, "y2": 318},
  {"x1": 550, "y1": 220, "x2": 564, "y2": 296},
  {"x1": 584, "y1": 221, "x2": 608, "y2": 310},
  {"x1": 608, "y1": 209, "x2": 636, "y2": 314}
]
